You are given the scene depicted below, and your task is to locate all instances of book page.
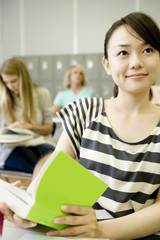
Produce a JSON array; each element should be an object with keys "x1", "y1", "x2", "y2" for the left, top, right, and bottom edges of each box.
[
  {"x1": 4, "y1": 127, "x2": 36, "y2": 136},
  {"x1": 0, "y1": 180, "x2": 33, "y2": 218},
  {"x1": 0, "y1": 134, "x2": 34, "y2": 143}
]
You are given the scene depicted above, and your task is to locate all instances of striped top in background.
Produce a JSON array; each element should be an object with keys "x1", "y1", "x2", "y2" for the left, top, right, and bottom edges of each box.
[{"x1": 58, "y1": 97, "x2": 160, "y2": 236}]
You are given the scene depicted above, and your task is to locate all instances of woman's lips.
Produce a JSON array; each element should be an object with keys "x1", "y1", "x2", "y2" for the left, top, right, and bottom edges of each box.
[{"x1": 127, "y1": 73, "x2": 147, "y2": 79}]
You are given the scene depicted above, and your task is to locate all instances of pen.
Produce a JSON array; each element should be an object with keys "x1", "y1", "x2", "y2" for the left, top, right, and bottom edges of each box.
[{"x1": 0, "y1": 211, "x2": 3, "y2": 236}]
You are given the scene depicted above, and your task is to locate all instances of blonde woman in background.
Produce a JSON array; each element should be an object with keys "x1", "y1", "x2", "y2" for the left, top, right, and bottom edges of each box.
[
  {"x1": 0, "y1": 57, "x2": 55, "y2": 173},
  {"x1": 52, "y1": 64, "x2": 97, "y2": 115}
]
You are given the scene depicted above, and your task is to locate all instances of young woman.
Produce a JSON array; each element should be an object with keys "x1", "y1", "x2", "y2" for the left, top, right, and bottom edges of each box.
[
  {"x1": 52, "y1": 64, "x2": 97, "y2": 115},
  {"x1": 1, "y1": 12, "x2": 160, "y2": 240},
  {"x1": 0, "y1": 57, "x2": 55, "y2": 173}
]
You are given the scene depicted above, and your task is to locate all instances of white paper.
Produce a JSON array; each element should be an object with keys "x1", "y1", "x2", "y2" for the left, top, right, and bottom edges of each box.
[{"x1": 19, "y1": 233, "x2": 68, "y2": 239}]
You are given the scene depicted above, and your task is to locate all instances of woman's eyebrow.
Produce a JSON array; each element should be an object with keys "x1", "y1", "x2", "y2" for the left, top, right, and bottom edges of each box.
[
  {"x1": 116, "y1": 42, "x2": 147, "y2": 48},
  {"x1": 115, "y1": 44, "x2": 130, "y2": 48}
]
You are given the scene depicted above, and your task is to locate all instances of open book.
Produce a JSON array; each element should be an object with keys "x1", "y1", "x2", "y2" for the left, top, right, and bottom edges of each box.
[
  {"x1": 0, "y1": 127, "x2": 36, "y2": 143},
  {"x1": 0, "y1": 151, "x2": 108, "y2": 230}
]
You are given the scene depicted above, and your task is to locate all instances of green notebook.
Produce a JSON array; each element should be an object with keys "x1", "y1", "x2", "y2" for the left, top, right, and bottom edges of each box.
[{"x1": 0, "y1": 151, "x2": 108, "y2": 229}]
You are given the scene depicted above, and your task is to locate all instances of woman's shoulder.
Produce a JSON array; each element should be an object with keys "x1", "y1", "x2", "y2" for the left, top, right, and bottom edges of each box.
[
  {"x1": 34, "y1": 85, "x2": 51, "y2": 97},
  {"x1": 69, "y1": 97, "x2": 104, "y2": 116},
  {"x1": 55, "y1": 89, "x2": 71, "y2": 97},
  {"x1": 34, "y1": 86, "x2": 52, "y2": 105},
  {"x1": 82, "y1": 86, "x2": 97, "y2": 95}
]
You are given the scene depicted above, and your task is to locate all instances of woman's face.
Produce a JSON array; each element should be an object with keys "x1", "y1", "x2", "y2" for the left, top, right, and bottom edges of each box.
[
  {"x1": 70, "y1": 67, "x2": 83, "y2": 86},
  {"x1": 103, "y1": 25, "x2": 160, "y2": 95},
  {"x1": 1, "y1": 74, "x2": 19, "y2": 94}
]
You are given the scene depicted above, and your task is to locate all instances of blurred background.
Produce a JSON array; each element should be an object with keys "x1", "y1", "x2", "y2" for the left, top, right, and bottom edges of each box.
[{"x1": 0, "y1": 0, "x2": 160, "y2": 99}]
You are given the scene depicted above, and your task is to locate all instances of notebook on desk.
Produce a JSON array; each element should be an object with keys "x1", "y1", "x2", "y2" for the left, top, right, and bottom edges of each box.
[
  {"x1": 0, "y1": 127, "x2": 36, "y2": 143},
  {"x1": 0, "y1": 134, "x2": 34, "y2": 143}
]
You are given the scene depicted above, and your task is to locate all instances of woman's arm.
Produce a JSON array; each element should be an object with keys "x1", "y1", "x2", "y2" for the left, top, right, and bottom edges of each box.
[
  {"x1": 9, "y1": 87, "x2": 54, "y2": 135},
  {"x1": 9, "y1": 121, "x2": 53, "y2": 135},
  {"x1": 98, "y1": 189, "x2": 160, "y2": 240},
  {"x1": 47, "y1": 188, "x2": 160, "y2": 239},
  {"x1": 55, "y1": 130, "x2": 77, "y2": 159},
  {"x1": 52, "y1": 104, "x2": 60, "y2": 116},
  {"x1": 26, "y1": 123, "x2": 53, "y2": 135}
]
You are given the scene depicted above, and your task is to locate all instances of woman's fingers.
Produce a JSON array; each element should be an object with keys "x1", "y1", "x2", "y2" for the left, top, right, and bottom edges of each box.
[
  {"x1": 0, "y1": 201, "x2": 37, "y2": 229},
  {"x1": 47, "y1": 205, "x2": 98, "y2": 237},
  {"x1": 54, "y1": 214, "x2": 89, "y2": 226},
  {"x1": 13, "y1": 214, "x2": 37, "y2": 228},
  {"x1": 53, "y1": 205, "x2": 95, "y2": 226},
  {"x1": 47, "y1": 225, "x2": 87, "y2": 237},
  {"x1": 12, "y1": 180, "x2": 21, "y2": 187},
  {"x1": 61, "y1": 205, "x2": 93, "y2": 215},
  {"x1": 0, "y1": 202, "x2": 14, "y2": 222}
]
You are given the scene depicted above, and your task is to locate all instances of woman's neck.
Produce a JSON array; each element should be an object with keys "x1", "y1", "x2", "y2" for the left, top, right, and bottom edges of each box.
[{"x1": 70, "y1": 84, "x2": 83, "y2": 95}]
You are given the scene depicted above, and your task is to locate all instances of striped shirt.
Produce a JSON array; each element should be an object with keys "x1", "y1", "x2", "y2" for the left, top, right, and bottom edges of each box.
[{"x1": 58, "y1": 97, "x2": 160, "y2": 235}]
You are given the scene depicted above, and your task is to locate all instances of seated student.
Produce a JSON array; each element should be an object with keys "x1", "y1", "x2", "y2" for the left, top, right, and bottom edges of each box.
[
  {"x1": 52, "y1": 64, "x2": 97, "y2": 115},
  {"x1": 1, "y1": 12, "x2": 160, "y2": 240},
  {"x1": 0, "y1": 57, "x2": 55, "y2": 173}
]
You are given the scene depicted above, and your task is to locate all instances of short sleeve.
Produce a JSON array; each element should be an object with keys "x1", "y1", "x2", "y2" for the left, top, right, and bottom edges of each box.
[
  {"x1": 57, "y1": 97, "x2": 104, "y2": 158},
  {"x1": 53, "y1": 92, "x2": 64, "y2": 107}
]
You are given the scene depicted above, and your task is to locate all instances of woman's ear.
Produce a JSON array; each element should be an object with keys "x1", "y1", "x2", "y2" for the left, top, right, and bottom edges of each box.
[{"x1": 102, "y1": 56, "x2": 111, "y2": 76}]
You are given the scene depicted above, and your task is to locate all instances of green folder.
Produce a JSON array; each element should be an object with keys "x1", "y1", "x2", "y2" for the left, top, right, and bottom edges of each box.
[{"x1": 0, "y1": 151, "x2": 108, "y2": 230}]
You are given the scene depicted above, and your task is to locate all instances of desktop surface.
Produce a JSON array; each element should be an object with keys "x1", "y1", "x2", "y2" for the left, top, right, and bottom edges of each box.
[{"x1": 1, "y1": 220, "x2": 109, "y2": 240}]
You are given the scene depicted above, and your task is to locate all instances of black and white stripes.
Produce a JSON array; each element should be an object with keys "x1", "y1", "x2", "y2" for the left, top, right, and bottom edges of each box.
[{"x1": 58, "y1": 97, "x2": 160, "y2": 235}]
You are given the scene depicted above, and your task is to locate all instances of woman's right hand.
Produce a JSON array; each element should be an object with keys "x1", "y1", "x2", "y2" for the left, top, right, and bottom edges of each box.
[{"x1": 0, "y1": 181, "x2": 37, "y2": 228}]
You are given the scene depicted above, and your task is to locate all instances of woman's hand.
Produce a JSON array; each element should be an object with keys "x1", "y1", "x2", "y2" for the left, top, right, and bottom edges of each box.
[
  {"x1": 9, "y1": 121, "x2": 32, "y2": 130},
  {"x1": 0, "y1": 181, "x2": 37, "y2": 229},
  {"x1": 47, "y1": 205, "x2": 101, "y2": 238}
]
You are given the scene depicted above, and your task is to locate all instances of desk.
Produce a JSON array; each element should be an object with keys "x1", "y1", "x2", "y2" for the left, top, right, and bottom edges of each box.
[
  {"x1": 52, "y1": 117, "x2": 61, "y2": 123},
  {"x1": 1, "y1": 220, "x2": 109, "y2": 240}
]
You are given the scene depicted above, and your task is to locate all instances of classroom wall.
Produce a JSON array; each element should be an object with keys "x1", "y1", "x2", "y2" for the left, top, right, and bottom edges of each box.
[
  {"x1": 0, "y1": 0, "x2": 160, "y2": 99},
  {"x1": 1, "y1": 0, "x2": 160, "y2": 61}
]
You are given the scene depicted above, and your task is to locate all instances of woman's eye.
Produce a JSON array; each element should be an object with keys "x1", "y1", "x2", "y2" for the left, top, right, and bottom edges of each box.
[
  {"x1": 11, "y1": 80, "x2": 17, "y2": 84},
  {"x1": 143, "y1": 48, "x2": 153, "y2": 53},
  {"x1": 118, "y1": 51, "x2": 128, "y2": 56}
]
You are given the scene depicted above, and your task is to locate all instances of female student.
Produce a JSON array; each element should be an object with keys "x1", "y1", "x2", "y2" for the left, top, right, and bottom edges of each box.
[
  {"x1": 52, "y1": 64, "x2": 97, "y2": 115},
  {"x1": 0, "y1": 58, "x2": 55, "y2": 173},
  {"x1": 1, "y1": 12, "x2": 160, "y2": 240}
]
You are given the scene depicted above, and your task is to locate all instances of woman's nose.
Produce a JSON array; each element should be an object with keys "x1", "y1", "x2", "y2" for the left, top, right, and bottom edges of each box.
[
  {"x1": 129, "y1": 54, "x2": 143, "y2": 69},
  {"x1": 7, "y1": 82, "x2": 14, "y2": 90}
]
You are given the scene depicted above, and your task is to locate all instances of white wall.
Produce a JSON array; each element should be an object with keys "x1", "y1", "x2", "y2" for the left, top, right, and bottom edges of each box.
[{"x1": 1, "y1": 0, "x2": 160, "y2": 64}]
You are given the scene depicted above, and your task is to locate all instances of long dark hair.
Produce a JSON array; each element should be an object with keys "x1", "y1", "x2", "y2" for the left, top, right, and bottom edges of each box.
[{"x1": 104, "y1": 12, "x2": 160, "y2": 97}]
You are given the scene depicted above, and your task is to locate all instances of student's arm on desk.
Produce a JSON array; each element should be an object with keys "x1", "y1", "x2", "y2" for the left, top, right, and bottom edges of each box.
[{"x1": 9, "y1": 121, "x2": 53, "y2": 135}]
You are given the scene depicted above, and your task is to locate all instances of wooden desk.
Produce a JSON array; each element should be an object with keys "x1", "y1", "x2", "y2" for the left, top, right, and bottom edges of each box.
[{"x1": 1, "y1": 220, "x2": 109, "y2": 240}]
